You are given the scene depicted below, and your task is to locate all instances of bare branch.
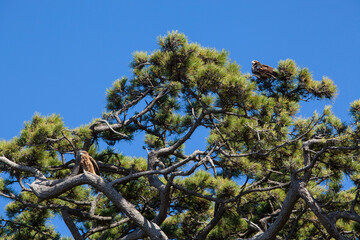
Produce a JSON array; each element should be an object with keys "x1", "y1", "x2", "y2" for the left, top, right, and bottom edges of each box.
[
  {"x1": 84, "y1": 218, "x2": 130, "y2": 239},
  {"x1": 114, "y1": 87, "x2": 153, "y2": 117},
  {"x1": 47, "y1": 159, "x2": 75, "y2": 171},
  {"x1": 61, "y1": 208, "x2": 84, "y2": 240},
  {"x1": 155, "y1": 110, "x2": 206, "y2": 157},
  {"x1": 61, "y1": 130, "x2": 77, "y2": 151},
  {"x1": 90, "y1": 193, "x2": 103, "y2": 216},
  {"x1": 93, "y1": 87, "x2": 169, "y2": 134},
  {"x1": 328, "y1": 211, "x2": 360, "y2": 224},
  {"x1": 110, "y1": 150, "x2": 203, "y2": 187},
  {"x1": 95, "y1": 119, "x2": 129, "y2": 138},
  {"x1": 29, "y1": 172, "x2": 167, "y2": 239},
  {"x1": 0, "y1": 156, "x2": 46, "y2": 179}
]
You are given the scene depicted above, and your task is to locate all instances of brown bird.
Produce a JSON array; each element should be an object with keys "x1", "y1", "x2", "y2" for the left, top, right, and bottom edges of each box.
[
  {"x1": 252, "y1": 60, "x2": 278, "y2": 79},
  {"x1": 79, "y1": 150, "x2": 100, "y2": 175}
]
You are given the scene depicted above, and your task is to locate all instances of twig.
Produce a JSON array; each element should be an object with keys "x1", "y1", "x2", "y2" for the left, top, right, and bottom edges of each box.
[
  {"x1": 61, "y1": 130, "x2": 77, "y2": 152},
  {"x1": 95, "y1": 119, "x2": 129, "y2": 138},
  {"x1": 83, "y1": 218, "x2": 130, "y2": 239}
]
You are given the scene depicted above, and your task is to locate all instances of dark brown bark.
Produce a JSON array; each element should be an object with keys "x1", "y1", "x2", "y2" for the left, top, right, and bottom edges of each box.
[{"x1": 61, "y1": 208, "x2": 84, "y2": 240}]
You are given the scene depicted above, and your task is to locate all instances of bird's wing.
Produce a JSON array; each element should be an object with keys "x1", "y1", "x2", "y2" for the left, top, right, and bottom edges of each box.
[
  {"x1": 260, "y1": 63, "x2": 274, "y2": 71},
  {"x1": 80, "y1": 155, "x2": 88, "y2": 172},
  {"x1": 89, "y1": 155, "x2": 100, "y2": 175}
]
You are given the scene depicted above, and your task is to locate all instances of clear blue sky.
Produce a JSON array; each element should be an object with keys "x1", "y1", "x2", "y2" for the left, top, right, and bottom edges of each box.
[{"x1": 1, "y1": 1, "x2": 360, "y2": 238}]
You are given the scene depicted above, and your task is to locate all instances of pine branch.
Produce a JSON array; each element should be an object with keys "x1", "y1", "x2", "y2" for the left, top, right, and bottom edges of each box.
[
  {"x1": 84, "y1": 217, "x2": 130, "y2": 239},
  {"x1": 0, "y1": 218, "x2": 57, "y2": 240}
]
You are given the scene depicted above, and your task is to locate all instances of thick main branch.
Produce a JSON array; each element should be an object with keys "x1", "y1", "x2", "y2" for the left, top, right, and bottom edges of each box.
[{"x1": 29, "y1": 172, "x2": 167, "y2": 240}]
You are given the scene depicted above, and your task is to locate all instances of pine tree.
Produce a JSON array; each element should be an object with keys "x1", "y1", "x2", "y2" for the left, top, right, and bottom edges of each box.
[{"x1": 1, "y1": 31, "x2": 359, "y2": 239}]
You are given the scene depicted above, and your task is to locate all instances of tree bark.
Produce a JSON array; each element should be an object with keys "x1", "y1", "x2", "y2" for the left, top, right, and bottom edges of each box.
[
  {"x1": 61, "y1": 208, "x2": 84, "y2": 240},
  {"x1": 246, "y1": 180, "x2": 300, "y2": 240},
  {"x1": 297, "y1": 183, "x2": 348, "y2": 240},
  {"x1": 30, "y1": 172, "x2": 168, "y2": 240},
  {"x1": 195, "y1": 203, "x2": 226, "y2": 240}
]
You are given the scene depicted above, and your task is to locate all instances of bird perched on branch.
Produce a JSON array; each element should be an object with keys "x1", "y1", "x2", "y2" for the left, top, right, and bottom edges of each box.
[
  {"x1": 252, "y1": 60, "x2": 278, "y2": 79},
  {"x1": 79, "y1": 150, "x2": 100, "y2": 175}
]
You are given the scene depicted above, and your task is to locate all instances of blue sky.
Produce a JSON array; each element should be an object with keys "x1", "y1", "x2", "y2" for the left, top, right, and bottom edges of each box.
[{"x1": 1, "y1": 1, "x2": 360, "y2": 238}]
